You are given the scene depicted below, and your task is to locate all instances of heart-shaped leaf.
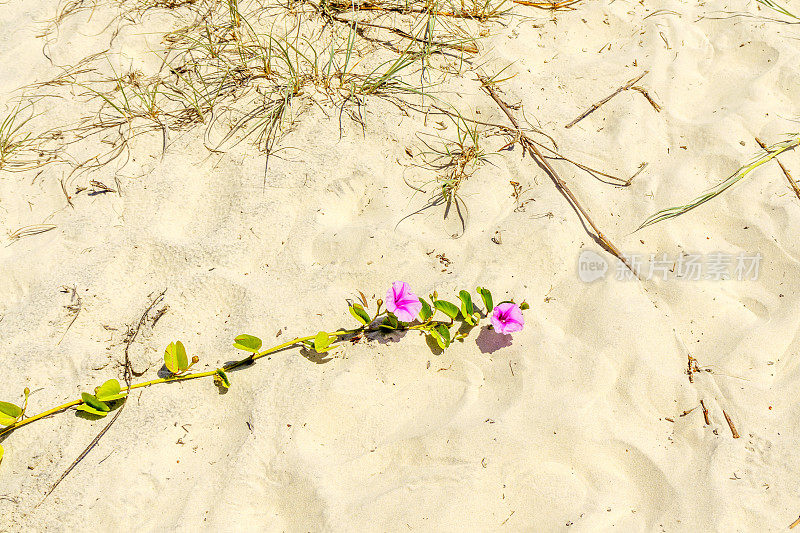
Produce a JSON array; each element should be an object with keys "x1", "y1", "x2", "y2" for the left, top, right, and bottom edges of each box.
[
  {"x1": 233, "y1": 334, "x2": 262, "y2": 353},
  {"x1": 380, "y1": 313, "x2": 399, "y2": 330},
  {"x1": 419, "y1": 298, "x2": 433, "y2": 322},
  {"x1": 0, "y1": 401, "x2": 22, "y2": 426},
  {"x1": 314, "y1": 331, "x2": 333, "y2": 353},
  {"x1": 165, "y1": 341, "x2": 189, "y2": 373},
  {"x1": 433, "y1": 300, "x2": 459, "y2": 320},
  {"x1": 95, "y1": 379, "x2": 127, "y2": 402},
  {"x1": 436, "y1": 324, "x2": 451, "y2": 347},
  {"x1": 349, "y1": 304, "x2": 370, "y2": 325},
  {"x1": 430, "y1": 324, "x2": 451, "y2": 349},
  {"x1": 214, "y1": 368, "x2": 231, "y2": 389},
  {"x1": 476, "y1": 287, "x2": 493, "y2": 312},
  {"x1": 76, "y1": 404, "x2": 108, "y2": 417},
  {"x1": 458, "y1": 290, "x2": 474, "y2": 317},
  {"x1": 430, "y1": 330, "x2": 445, "y2": 349},
  {"x1": 81, "y1": 393, "x2": 110, "y2": 413}
]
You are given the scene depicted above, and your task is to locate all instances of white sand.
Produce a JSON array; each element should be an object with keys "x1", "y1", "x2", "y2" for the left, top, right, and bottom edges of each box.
[{"x1": 2, "y1": 0, "x2": 800, "y2": 530}]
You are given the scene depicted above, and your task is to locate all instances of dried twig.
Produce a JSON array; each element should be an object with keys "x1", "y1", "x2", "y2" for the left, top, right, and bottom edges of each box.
[
  {"x1": 57, "y1": 285, "x2": 82, "y2": 345},
  {"x1": 479, "y1": 76, "x2": 638, "y2": 275},
  {"x1": 38, "y1": 408, "x2": 125, "y2": 505},
  {"x1": 89, "y1": 180, "x2": 117, "y2": 194},
  {"x1": 123, "y1": 289, "x2": 167, "y2": 383},
  {"x1": 330, "y1": 14, "x2": 479, "y2": 53},
  {"x1": 631, "y1": 86, "x2": 661, "y2": 112},
  {"x1": 60, "y1": 178, "x2": 74, "y2": 209},
  {"x1": 722, "y1": 409, "x2": 740, "y2": 438},
  {"x1": 756, "y1": 137, "x2": 800, "y2": 200},
  {"x1": 699, "y1": 399, "x2": 711, "y2": 425},
  {"x1": 565, "y1": 71, "x2": 648, "y2": 128},
  {"x1": 39, "y1": 289, "x2": 167, "y2": 503},
  {"x1": 512, "y1": 0, "x2": 581, "y2": 8},
  {"x1": 327, "y1": 2, "x2": 494, "y2": 19},
  {"x1": 687, "y1": 354, "x2": 700, "y2": 383}
]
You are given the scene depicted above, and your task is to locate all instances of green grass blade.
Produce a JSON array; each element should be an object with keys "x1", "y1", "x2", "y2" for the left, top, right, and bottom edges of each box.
[{"x1": 638, "y1": 135, "x2": 800, "y2": 230}]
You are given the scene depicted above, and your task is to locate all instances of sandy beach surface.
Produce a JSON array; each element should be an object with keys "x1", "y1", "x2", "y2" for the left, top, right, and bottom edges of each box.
[{"x1": 2, "y1": 0, "x2": 800, "y2": 530}]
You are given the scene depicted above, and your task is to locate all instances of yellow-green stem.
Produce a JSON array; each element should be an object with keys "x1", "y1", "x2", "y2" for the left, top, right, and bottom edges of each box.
[
  {"x1": 0, "y1": 320, "x2": 454, "y2": 440},
  {"x1": 0, "y1": 328, "x2": 363, "y2": 439}
]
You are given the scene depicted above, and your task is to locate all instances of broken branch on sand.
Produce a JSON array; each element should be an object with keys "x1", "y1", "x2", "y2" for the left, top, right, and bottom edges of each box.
[
  {"x1": 722, "y1": 409, "x2": 740, "y2": 439},
  {"x1": 565, "y1": 71, "x2": 649, "y2": 129},
  {"x1": 479, "y1": 75, "x2": 639, "y2": 276}
]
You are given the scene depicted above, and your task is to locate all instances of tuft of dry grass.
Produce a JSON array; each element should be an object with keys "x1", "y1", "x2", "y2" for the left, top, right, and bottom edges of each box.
[{"x1": 2, "y1": 0, "x2": 588, "y2": 205}]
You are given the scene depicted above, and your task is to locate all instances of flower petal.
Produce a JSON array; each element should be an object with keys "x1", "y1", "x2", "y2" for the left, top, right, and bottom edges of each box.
[
  {"x1": 491, "y1": 302, "x2": 524, "y2": 335},
  {"x1": 385, "y1": 281, "x2": 421, "y2": 322}
]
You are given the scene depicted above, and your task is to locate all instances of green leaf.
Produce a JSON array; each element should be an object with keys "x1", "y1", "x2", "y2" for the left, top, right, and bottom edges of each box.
[
  {"x1": 94, "y1": 379, "x2": 127, "y2": 402},
  {"x1": 429, "y1": 329, "x2": 444, "y2": 349},
  {"x1": 176, "y1": 341, "x2": 189, "y2": 371},
  {"x1": 80, "y1": 393, "x2": 109, "y2": 412},
  {"x1": 430, "y1": 324, "x2": 451, "y2": 349},
  {"x1": 214, "y1": 368, "x2": 231, "y2": 389},
  {"x1": 436, "y1": 325, "x2": 451, "y2": 346},
  {"x1": 164, "y1": 341, "x2": 189, "y2": 373},
  {"x1": 314, "y1": 331, "x2": 333, "y2": 353},
  {"x1": 349, "y1": 303, "x2": 370, "y2": 325},
  {"x1": 0, "y1": 443, "x2": 4, "y2": 464},
  {"x1": 477, "y1": 287, "x2": 493, "y2": 312},
  {"x1": 76, "y1": 404, "x2": 108, "y2": 417},
  {"x1": 458, "y1": 290, "x2": 474, "y2": 317},
  {"x1": 433, "y1": 300, "x2": 459, "y2": 320},
  {"x1": 0, "y1": 401, "x2": 22, "y2": 426},
  {"x1": 520, "y1": 301, "x2": 530, "y2": 310},
  {"x1": 381, "y1": 314, "x2": 399, "y2": 330},
  {"x1": 419, "y1": 298, "x2": 433, "y2": 322},
  {"x1": 233, "y1": 334, "x2": 262, "y2": 353}
]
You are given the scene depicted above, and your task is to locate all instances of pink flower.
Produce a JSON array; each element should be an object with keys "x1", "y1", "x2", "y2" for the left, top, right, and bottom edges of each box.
[
  {"x1": 385, "y1": 281, "x2": 422, "y2": 322},
  {"x1": 491, "y1": 303, "x2": 524, "y2": 334}
]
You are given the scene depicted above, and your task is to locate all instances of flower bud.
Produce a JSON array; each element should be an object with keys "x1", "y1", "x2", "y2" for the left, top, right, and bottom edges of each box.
[
  {"x1": 376, "y1": 299, "x2": 383, "y2": 307},
  {"x1": 191, "y1": 355, "x2": 199, "y2": 364}
]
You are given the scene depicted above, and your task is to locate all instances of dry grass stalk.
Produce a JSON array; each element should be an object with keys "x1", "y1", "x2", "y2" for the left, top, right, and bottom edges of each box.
[
  {"x1": 8, "y1": 224, "x2": 57, "y2": 242},
  {"x1": 479, "y1": 75, "x2": 639, "y2": 276},
  {"x1": 722, "y1": 409, "x2": 740, "y2": 438},
  {"x1": 565, "y1": 71, "x2": 649, "y2": 129},
  {"x1": 756, "y1": 136, "x2": 800, "y2": 200}
]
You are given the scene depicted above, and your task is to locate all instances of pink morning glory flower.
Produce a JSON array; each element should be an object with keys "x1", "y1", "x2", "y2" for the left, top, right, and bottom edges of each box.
[
  {"x1": 385, "y1": 281, "x2": 423, "y2": 322},
  {"x1": 491, "y1": 302, "x2": 524, "y2": 334}
]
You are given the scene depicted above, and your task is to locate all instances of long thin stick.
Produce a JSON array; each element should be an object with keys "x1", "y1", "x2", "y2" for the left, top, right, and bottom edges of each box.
[
  {"x1": 565, "y1": 71, "x2": 648, "y2": 128},
  {"x1": 330, "y1": 14, "x2": 478, "y2": 53},
  {"x1": 631, "y1": 86, "x2": 661, "y2": 112},
  {"x1": 39, "y1": 290, "x2": 167, "y2": 502},
  {"x1": 479, "y1": 76, "x2": 638, "y2": 276},
  {"x1": 700, "y1": 399, "x2": 711, "y2": 425},
  {"x1": 722, "y1": 409, "x2": 740, "y2": 438},
  {"x1": 756, "y1": 137, "x2": 800, "y2": 200},
  {"x1": 512, "y1": 0, "x2": 581, "y2": 8}
]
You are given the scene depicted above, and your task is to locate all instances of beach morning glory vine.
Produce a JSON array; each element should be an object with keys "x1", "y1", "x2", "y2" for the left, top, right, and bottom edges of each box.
[{"x1": 0, "y1": 282, "x2": 526, "y2": 467}]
